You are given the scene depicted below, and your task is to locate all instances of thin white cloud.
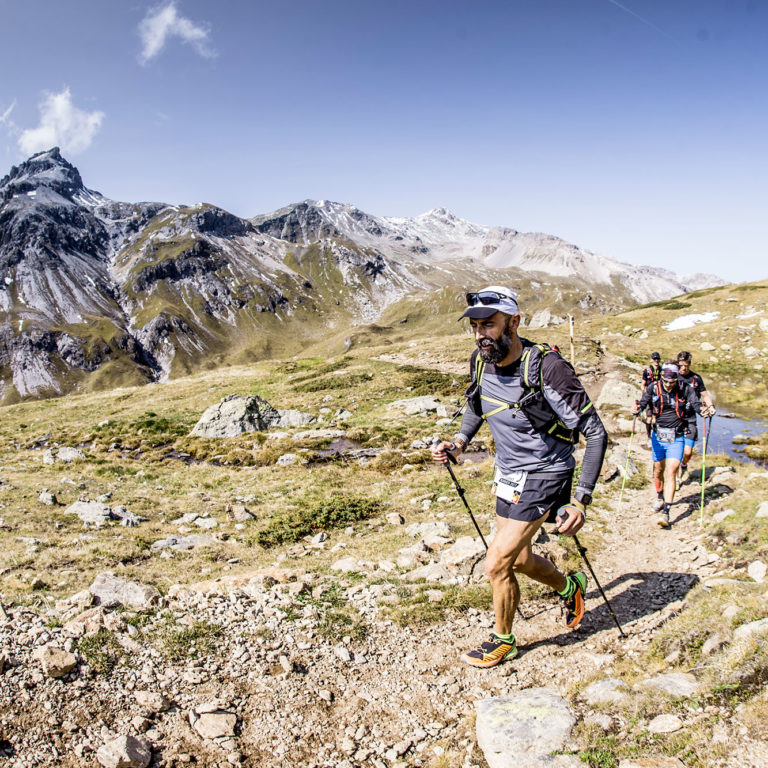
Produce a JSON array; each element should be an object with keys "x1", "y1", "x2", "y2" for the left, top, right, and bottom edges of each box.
[
  {"x1": 0, "y1": 100, "x2": 16, "y2": 127},
  {"x1": 18, "y1": 89, "x2": 104, "y2": 156},
  {"x1": 605, "y1": 0, "x2": 679, "y2": 44},
  {"x1": 138, "y1": 2, "x2": 215, "y2": 64}
]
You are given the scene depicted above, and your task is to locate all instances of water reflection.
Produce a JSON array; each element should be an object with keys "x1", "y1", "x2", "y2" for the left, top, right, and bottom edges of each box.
[{"x1": 702, "y1": 412, "x2": 768, "y2": 465}]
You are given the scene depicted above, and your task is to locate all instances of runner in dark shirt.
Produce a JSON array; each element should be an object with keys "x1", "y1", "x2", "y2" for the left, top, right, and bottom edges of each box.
[
  {"x1": 632, "y1": 360, "x2": 713, "y2": 528},
  {"x1": 676, "y1": 351, "x2": 716, "y2": 484},
  {"x1": 641, "y1": 352, "x2": 662, "y2": 439}
]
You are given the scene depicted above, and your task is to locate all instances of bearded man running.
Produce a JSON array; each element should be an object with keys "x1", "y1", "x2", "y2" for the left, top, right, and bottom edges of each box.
[{"x1": 431, "y1": 286, "x2": 607, "y2": 668}]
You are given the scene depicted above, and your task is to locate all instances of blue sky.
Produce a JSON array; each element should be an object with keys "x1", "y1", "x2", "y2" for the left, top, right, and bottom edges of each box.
[{"x1": 1, "y1": 0, "x2": 766, "y2": 283}]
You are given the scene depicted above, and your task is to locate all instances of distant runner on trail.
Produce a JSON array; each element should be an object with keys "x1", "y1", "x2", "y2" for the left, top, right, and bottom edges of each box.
[
  {"x1": 431, "y1": 286, "x2": 607, "y2": 668},
  {"x1": 632, "y1": 360, "x2": 714, "y2": 528},
  {"x1": 676, "y1": 351, "x2": 716, "y2": 485},
  {"x1": 641, "y1": 352, "x2": 662, "y2": 440}
]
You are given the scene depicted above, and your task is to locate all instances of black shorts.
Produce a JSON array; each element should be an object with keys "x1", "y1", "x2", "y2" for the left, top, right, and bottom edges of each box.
[
  {"x1": 685, "y1": 421, "x2": 698, "y2": 441},
  {"x1": 495, "y1": 470, "x2": 573, "y2": 523}
]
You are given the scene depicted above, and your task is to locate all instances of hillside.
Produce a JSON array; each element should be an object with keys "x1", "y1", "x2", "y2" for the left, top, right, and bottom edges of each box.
[
  {"x1": 0, "y1": 149, "x2": 726, "y2": 405},
  {"x1": 0, "y1": 303, "x2": 767, "y2": 767}
]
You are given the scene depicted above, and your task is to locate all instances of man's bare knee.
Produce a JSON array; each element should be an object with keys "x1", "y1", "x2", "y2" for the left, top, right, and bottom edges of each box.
[{"x1": 485, "y1": 549, "x2": 512, "y2": 581}]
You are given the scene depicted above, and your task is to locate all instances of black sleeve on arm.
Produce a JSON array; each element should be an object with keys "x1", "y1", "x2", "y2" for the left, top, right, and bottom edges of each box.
[
  {"x1": 686, "y1": 384, "x2": 703, "y2": 415},
  {"x1": 575, "y1": 409, "x2": 607, "y2": 497}
]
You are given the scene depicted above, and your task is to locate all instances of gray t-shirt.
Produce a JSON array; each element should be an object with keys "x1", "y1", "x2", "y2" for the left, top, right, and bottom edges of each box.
[{"x1": 457, "y1": 342, "x2": 606, "y2": 494}]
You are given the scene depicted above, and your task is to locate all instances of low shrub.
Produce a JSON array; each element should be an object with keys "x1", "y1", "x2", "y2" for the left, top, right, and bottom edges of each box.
[
  {"x1": 78, "y1": 628, "x2": 122, "y2": 674},
  {"x1": 256, "y1": 496, "x2": 382, "y2": 548}
]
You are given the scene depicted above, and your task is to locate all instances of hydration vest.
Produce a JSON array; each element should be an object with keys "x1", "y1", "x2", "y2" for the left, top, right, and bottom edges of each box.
[
  {"x1": 643, "y1": 365, "x2": 661, "y2": 385},
  {"x1": 651, "y1": 380, "x2": 686, "y2": 419},
  {"x1": 469, "y1": 342, "x2": 578, "y2": 444}
]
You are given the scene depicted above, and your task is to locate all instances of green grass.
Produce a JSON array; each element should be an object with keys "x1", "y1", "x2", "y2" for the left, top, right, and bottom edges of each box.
[
  {"x1": 78, "y1": 628, "x2": 123, "y2": 675},
  {"x1": 156, "y1": 618, "x2": 223, "y2": 661},
  {"x1": 386, "y1": 583, "x2": 492, "y2": 627},
  {"x1": 256, "y1": 495, "x2": 383, "y2": 548}
]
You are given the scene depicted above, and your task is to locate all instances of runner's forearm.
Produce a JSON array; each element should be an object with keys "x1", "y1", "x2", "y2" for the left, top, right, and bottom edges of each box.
[
  {"x1": 576, "y1": 410, "x2": 607, "y2": 495},
  {"x1": 456, "y1": 404, "x2": 483, "y2": 447}
]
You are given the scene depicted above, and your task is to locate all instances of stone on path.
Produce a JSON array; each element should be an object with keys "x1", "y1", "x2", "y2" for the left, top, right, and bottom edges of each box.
[
  {"x1": 151, "y1": 534, "x2": 215, "y2": 551},
  {"x1": 276, "y1": 409, "x2": 314, "y2": 427},
  {"x1": 596, "y1": 380, "x2": 641, "y2": 410},
  {"x1": 440, "y1": 536, "x2": 486, "y2": 577},
  {"x1": 406, "y1": 521, "x2": 451, "y2": 539},
  {"x1": 755, "y1": 501, "x2": 768, "y2": 518},
  {"x1": 476, "y1": 688, "x2": 575, "y2": 768},
  {"x1": 637, "y1": 672, "x2": 700, "y2": 697},
  {"x1": 38, "y1": 490, "x2": 57, "y2": 505},
  {"x1": 57, "y1": 446, "x2": 86, "y2": 463},
  {"x1": 712, "y1": 508, "x2": 735, "y2": 523},
  {"x1": 405, "y1": 563, "x2": 452, "y2": 583},
  {"x1": 618, "y1": 759, "x2": 686, "y2": 768},
  {"x1": 582, "y1": 677, "x2": 628, "y2": 706},
  {"x1": 96, "y1": 734, "x2": 151, "y2": 768},
  {"x1": 32, "y1": 645, "x2": 77, "y2": 678},
  {"x1": 190, "y1": 394, "x2": 280, "y2": 437},
  {"x1": 135, "y1": 691, "x2": 170, "y2": 713},
  {"x1": 331, "y1": 556, "x2": 360, "y2": 573},
  {"x1": 647, "y1": 714, "x2": 683, "y2": 734},
  {"x1": 190, "y1": 702, "x2": 239, "y2": 740},
  {"x1": 89, "y1": 572, "x2": 161, "y2": 610}
]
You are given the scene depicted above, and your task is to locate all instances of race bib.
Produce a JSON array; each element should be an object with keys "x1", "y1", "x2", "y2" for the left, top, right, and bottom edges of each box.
[
  {"x1": 492, "y1": 467, "x2": 528, "y2": 503},
  {"x1": 657, "y1": 427, "x2": 675, "y2": 443}
]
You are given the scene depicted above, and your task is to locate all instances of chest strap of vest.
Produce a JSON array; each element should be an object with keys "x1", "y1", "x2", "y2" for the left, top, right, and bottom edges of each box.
[{"x1": 475, "y1": 351, "x2": 538, "y2": 420}]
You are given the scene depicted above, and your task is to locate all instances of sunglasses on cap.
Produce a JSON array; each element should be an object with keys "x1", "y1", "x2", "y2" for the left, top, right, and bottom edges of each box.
[{"x1": 465, "y1": 291, "x2": 514, "y2": 306}]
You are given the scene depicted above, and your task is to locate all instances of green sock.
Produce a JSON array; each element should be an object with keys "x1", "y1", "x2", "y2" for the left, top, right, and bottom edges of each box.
[
  {"x1": 493, "y1": 630, "x2": 515, "y2": 644},
  {"x1": 557, "y1": 576, "x2": 575, "y2": 599}
]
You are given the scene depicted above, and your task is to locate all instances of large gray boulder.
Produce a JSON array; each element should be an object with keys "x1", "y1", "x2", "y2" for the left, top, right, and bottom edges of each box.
[
  {"x1": 276, "y1": 409, "x2": 315, "y2": 427},
  {"x1": 190, "y1": 394, "x2": 280, "y2": 437},
  {"x1": 440, "y1": 536, "x2": 486, "y2": 578},
  {"x1": 387, "y1": 395, "x2": 443, "y2": 415},
  {"x1": 66, "y1": 500, "x2": 113, "y2": 527},
  {"x1": 89, "y1": 572, "x2": 161, "y2": 610},
  {"x1": 596, "y1": 380, "x2": 642, "y2": 410},
  {"x1": 476, "y1": 689, "x2": 576, "y2": 768}
]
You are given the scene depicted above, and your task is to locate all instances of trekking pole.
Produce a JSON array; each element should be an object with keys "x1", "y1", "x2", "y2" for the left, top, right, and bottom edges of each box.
[
  {"x1": 557, "y1": 510, "x2": 627, "y2": 638},
  {"x1": 440, "y1": 448, "x2": 527, "y2": 621},
  {"x1": 616, "y1": 414, "x2": 637, "y2": 515},
  {"x1": 699, "y1": 415, "x2": 712, "y2": 527},
  {"x1": 444, "y1": 452, "x2": 488, "y2": 549}
]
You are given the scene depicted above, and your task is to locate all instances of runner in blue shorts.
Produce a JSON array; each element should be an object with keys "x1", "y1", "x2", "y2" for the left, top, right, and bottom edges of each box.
[{"x1": 632, "y1": 361, "x2": 714, "y2": 528}]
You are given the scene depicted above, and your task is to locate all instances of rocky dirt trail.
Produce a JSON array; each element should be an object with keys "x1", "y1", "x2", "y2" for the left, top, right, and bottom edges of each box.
[
  {"x1": 3, "y1": 447, "x2": 757, "y2": 768},
  {"x1": 2, "y1": 347, "x2": 765, "y2": 768}
]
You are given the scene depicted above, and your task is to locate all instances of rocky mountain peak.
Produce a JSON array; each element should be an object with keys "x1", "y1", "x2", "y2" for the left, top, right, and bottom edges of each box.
[{"x1": 0, "y1": 147, "x2": 86, "y2": 203}]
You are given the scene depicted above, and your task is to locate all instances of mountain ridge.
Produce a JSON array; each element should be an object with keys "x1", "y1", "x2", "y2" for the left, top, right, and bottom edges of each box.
[{"x1": 0, "y1": 148, "x2": 728, "y2": 403}]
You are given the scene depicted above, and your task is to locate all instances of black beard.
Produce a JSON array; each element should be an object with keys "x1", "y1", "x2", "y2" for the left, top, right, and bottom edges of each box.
[{"x1": 477, "y1": 332, "x2": 512, "y2": 364}]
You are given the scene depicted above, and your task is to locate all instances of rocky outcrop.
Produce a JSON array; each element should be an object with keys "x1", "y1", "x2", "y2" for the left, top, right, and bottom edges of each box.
[{"x1": 190, "y1": 394, "x2": 281, "y2": 437}]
